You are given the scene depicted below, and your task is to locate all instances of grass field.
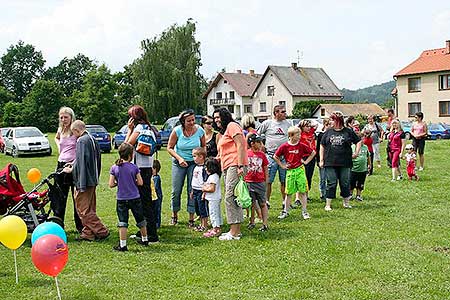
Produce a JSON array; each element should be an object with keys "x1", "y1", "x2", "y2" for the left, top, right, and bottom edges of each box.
[{"x1": 1, "y1": 135, "x2": 450, "y2": 300}]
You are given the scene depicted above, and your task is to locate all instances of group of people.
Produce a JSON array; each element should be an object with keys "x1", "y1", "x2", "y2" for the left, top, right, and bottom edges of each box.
[{"x1": 51, "y1": 103, "x2": 428, "y2": 248}]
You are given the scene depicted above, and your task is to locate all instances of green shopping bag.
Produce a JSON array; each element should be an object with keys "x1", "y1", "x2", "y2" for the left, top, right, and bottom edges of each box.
[{"x1": 234, "y1": 176, "x2": 252, "y2": 209}]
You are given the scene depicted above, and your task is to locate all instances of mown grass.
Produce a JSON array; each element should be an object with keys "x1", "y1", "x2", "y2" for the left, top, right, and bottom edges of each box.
[{"x1": 1, "y1": 135, "x2": 449, "y2": 299}]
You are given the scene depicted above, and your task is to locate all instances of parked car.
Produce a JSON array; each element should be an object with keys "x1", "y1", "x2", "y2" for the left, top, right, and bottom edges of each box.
[
  {"x1": 112, "y1": 124, "x2": 162, "y2": 150},
  {"x1": 4, "y1": 127, "x2": 52, "y2": 157},
  {"x1": 0, "y1": 133, "x2": 4, "y2": 153},
  {"x1": 427, "y1": 123, "x2": 450, "y2": 139},
  {"x1": 400, "y1": 120, "x2": 412, "y2": 139},
  {"x1": 85, "y1": 125, "x2": 112, "y2": 153},
  {"x1": 159, "y1": 115, "x2": 203, "y2": 146}
]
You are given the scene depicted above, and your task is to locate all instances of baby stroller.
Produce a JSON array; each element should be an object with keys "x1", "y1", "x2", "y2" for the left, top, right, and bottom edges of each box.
[{"x1": 0, "y1": 163, "x2": 64, "y2": 232}]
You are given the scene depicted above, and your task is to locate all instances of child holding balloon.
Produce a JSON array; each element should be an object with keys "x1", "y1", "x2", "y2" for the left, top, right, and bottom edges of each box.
[{"x1": 109, "y1": 143, "x2": 148, "y2": 251}]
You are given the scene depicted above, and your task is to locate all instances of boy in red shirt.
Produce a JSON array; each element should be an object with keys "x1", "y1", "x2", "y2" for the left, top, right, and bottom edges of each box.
[
  {"x1": 274, "y1": 126, "x2": 316, "y2": 220},
  {"x1": 245, "y1": 133, "x2": 269, "y2": 231}
]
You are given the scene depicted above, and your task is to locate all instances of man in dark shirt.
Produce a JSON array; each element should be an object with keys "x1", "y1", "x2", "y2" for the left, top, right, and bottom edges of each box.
[{"x1": 64, "y1": 120, "x2": 109, "y2": 241}]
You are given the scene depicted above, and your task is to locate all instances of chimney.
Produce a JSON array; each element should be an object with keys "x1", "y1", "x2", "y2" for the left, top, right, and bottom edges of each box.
[
  {"x1": 249, "y1": 69, "x2": 255, "y2": 76},
  {"x1": 236, "y1": 69, "x2": 242, "y2": 74},
  {"x1": 446, "y1": 40, "x2": 450, "y2": 54},
  {"x1": 291, "y1": 62, "x2": 298, "y2": 69}
]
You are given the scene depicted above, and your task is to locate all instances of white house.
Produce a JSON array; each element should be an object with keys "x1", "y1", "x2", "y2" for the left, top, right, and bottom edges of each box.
[
  {"x1": 250, "y1": 63, "x2": 342, "y2": 121},
  {"x1": 203, "y1": 70, "x2": 262, "y2": 119}
]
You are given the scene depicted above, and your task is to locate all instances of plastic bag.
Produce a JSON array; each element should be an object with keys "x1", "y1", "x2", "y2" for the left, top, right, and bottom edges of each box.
[{"x1": 234, "y1": 176, "x2": 252, "y2": 209}]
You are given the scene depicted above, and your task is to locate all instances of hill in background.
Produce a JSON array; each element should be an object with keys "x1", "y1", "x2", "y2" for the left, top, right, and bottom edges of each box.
[{"x1": 342, "y1": 80, "x2": 395, "y2": 105}]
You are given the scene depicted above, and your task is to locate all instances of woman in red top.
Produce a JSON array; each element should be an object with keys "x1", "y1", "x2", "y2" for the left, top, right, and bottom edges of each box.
[
  {"x1": 298, "y1": 120, "x2": 316, "y2": 203},
  {"x1": 388, "y1": 119, "x2": 406, "y2": 181}
]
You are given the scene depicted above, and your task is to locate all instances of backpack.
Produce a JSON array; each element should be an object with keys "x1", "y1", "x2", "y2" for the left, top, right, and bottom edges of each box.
[
  {"x1": 135, "y1": 125, "x2": 158, "y2": 156},
  {"x1": 234, "y1": 176, "x2": 252, "y2": 209}
]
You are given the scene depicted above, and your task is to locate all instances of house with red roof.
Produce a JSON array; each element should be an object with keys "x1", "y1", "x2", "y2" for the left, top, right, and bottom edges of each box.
[
  {"x1": 203, "y1": 70, "x2": 262, "y2": 118},
  {"x1": 394, "y1": 40, "x2": 450, "y2": 122}
]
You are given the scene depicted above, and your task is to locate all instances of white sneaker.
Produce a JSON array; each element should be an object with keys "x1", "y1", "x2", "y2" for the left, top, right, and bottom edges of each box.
[
  {"x1": 397, "y1": 175, "x2": 403, "y2": 180},
  {"x1": 343, "y1": 202, "x2": 352, "y2": 209},
  {"x1": 278, "y1": 211, "x2": 289, "y2": 219},
  {"x1": 418, "y1": 167, "x2": 424, "y2": 171},
  {"x1": 302, "y1": 211, "x2": 310, "y2": 220},
  {"x1": 324, "y1": 206, "x2": 332, "y2": 211},
  {"x1": 356, "y1": 195, "x2": 363, "y2": 202},
  {"x1": 218, "y1": 232, "x2": 240, "y2": 241}
]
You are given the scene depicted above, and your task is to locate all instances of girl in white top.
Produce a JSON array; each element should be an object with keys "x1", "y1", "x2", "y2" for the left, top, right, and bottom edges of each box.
[{"x1": 202, "y1": 158, "x2": 222, "y2": 238}]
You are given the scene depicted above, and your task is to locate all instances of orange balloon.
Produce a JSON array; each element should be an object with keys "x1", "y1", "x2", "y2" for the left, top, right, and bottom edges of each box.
[{"x1": 27, "y1": 168, "x2": 41, "y2": 184}]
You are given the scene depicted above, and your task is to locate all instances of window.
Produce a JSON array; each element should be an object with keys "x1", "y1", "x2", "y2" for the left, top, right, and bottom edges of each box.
[
  {"x1": 267, "y1": 86, "x2": 275, "y2": 96},
  {"x1": 439, "y1": 101, "x2": 450, "y2": 116},
  {"x1": 227, "y1": 105, "x2": 234, "y2": 113},
  {"x1": 244, "y1": 105, "x2": 252, "y2": 113},
  {"x1": 320, "y1": 108, "x2": 326, "y2": 116},
  {"x1": 229, "y1": 91, "x2": 235, "y2": 99},
  {"x1": 216, "y1": 92, "x2": 222, "y2": 99},
  {"x1": 408, "y1": 77, "x2": 421, "y2": 92},
  {"x1": 408, "y1": 102, "x2": 421, "y2": 117},
  {"x1": 439, "y1": 75, "x2": 450, "y2": 90},
  {"x1": 260, "y1": 102, "x2": 267, "y2": 112},
  {"x1": 279, "y1": 101, "x2": 286, "y2": 107}
]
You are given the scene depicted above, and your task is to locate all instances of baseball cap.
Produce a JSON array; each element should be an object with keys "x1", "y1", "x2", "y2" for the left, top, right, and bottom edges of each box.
[
  {"x1": 405, "y1": 144, "x2": 414, "y2": 150},
  {"x1": 247, "y1": 133, "x2": 263, "y2": 145}
]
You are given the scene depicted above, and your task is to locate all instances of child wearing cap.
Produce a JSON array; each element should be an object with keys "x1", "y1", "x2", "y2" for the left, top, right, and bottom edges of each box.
[
  {"x1": 244, "y1": 133, "x2": 269, "y2": 231},
  {"x1": 404, "y1": 144, "x2": 419, "y2": 181},
  {"x1": 273, "y1": 126, "x2": 316, "y2": 220}
]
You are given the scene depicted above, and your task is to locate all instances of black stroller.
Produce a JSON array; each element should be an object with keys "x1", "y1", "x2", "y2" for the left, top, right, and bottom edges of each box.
[{"x1": 0, "y1": 163, "x2": 64, "y2": 232}]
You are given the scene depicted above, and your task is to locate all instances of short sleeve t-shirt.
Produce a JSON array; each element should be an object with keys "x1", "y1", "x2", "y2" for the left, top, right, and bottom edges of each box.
[
  {"x1": 351, "y1": 144, "x2": 369, "y2": 172},
  {"x1": 133, "y1": 124, "x2": 154, "y2": 168},
  {"x1": 388, "y1": 131, "x2": 406, "y2": 151},
  {"x1": 191, "y1": 165, "x2": 206, "y2": 190},
  {"x1": 218, "y1": 122, "x2": 248, "y2": 170},
  {"x1": 245, "y1": 149, "x2": 269, "y2": 183},
  {"x1": 363, "y1": 123, "x2": 381, "y2": 144},
  {"x1": 257, "y1": 119, "x2": 290, "y2": 155},
  {"x1": 204, "y1": 173, "x2": 221, "y2": 202},
  {"x1": 110, "y1": 162, "x2": 140, "y2": 201},
  {"x1": 321, "y1": 127, "x2": 361, "y2": 168},
  {"x1": 274, "y1": 141, "x2": 313, "y2": 170},
  {"x1": 174, "y1": 125, "x2": 205, "y2": 161}
]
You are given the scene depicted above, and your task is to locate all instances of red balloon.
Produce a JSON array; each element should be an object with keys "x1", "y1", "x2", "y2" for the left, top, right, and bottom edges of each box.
[{"x1": 31, "y1": 235, "x2": 68, "y2": 277}]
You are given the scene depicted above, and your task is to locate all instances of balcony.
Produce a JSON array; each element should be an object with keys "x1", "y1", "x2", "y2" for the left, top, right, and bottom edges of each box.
[{"x1": 210, "y1": 98, "x2": 235, "y2": 105}]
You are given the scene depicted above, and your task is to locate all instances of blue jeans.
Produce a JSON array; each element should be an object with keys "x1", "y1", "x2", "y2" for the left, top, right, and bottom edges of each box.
[
  {"x1": 193, "y1": 189, "x2": 208, "y2": 218},
  {"x1": 324, "y1": 166, "x2": 351, "y2": 199},
  {"x1": 171, "y1": 158, "x2": 196, "y2": 213},
  {"x1": 116, "y1": 198, "x2": 146, "y2": 228},
  {"x1": 319, "y1": 167, "x2": 326, "y2": 199},
  {"x1": 154, "y1": 197, "x2": 162, "y2": 228}
]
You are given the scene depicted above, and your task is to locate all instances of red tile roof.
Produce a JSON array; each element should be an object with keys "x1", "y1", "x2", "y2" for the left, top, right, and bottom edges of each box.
[
  {"x1": 395, "y1": 46, "x2": 450, "y2": 77},
  {"x1": 202, "y1": 72, "x2": 262, "y2": 99}
]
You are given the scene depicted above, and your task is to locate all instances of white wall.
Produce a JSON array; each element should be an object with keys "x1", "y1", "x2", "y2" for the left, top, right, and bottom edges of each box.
[{"x1": 206, "y1": 77, "x2": 243, "y2": 119}]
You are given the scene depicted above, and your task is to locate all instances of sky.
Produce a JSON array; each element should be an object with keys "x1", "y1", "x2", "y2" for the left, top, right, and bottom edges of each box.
[{"x1": 0, "y1": 0, "x2": 449, "y2": 90}]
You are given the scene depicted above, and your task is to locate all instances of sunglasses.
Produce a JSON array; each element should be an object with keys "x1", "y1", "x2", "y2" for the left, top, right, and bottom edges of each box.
[{"x1": 204, "y1": 121, "x2": 213, "y2": 125}]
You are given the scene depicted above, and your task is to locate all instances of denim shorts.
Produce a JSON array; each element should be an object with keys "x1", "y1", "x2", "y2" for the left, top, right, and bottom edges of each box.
[
  {"x1": 267, "y1": 155, "x2": 286, "y2": 184},
  {"x1": 248, "y1": 182, "x2": 267, "y2": 207},
  {"x1": 192, "y1": 189, "x2": 209, "y2": 218},
  {"x1": 116, "y1": 198, "x2": 147, "y2": 228}
]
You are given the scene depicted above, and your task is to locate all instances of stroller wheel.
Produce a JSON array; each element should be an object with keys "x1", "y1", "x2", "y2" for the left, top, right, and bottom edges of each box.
[{"x1": 47, "y1": 216, "x2": 64, "y2": 229}]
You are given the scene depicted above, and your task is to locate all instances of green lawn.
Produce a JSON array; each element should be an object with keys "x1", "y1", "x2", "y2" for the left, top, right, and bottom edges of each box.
[{"x1": 1, "y1": 136, "x2": 449, "y2": 299}]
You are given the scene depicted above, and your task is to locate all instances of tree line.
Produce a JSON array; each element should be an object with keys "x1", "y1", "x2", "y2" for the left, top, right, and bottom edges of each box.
[{"x1": 0, "y1": 20, "x2": 206, "y2": 132}]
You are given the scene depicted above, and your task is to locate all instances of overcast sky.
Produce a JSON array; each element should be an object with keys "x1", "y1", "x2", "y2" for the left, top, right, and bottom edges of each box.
[{"x1": 1, "y1": 0, "x2": 449, "y2": 90}]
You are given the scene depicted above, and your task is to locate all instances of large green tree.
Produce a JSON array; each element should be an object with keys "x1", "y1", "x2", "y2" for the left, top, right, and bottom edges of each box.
[
  {"x1": 0, "y1": 41, "x2": 45, "y2": 101},
  {"x1": 132, "y1": 19, "x2": 206, "y2": 123},
  {"x1": 21, "y1": 80, "x2": 65, "y2": 132},
  {"x1": 43, "y1": 53, "x2": 96, "y2": 97},
  {"x1": 76, "y1": 65, "x2": 120, "y2": 130}
]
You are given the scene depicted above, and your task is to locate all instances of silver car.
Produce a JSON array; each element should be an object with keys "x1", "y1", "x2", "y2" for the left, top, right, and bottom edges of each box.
[{"x1": 4, "y1": 127, "x2": 52, "y2": 157}]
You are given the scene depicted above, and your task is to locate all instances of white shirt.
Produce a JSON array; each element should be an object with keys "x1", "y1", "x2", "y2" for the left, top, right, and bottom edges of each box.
[
  {"x1": 191, "y1": 165, "x2": 205, "y2": 190},
  {"x1": 204, "y1": 173, "x2": 221, "y2": 202}
]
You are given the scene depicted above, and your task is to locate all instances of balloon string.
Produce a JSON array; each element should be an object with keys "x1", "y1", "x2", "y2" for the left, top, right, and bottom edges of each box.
[
  {"x1": 55, "y1": 276, "x2": 62, "y2": 300},
  {"x1": 13, "y1": 250, "x2": 18, "y2": 284}
]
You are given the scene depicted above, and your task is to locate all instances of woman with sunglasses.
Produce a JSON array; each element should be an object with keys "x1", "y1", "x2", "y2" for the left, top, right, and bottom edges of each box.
[
  {"x1": 167, "y1": 109, "x2": 206, "y2": 226},
  {"x1": 201, "y1": 115, "x2": 221, "y2": 158}
]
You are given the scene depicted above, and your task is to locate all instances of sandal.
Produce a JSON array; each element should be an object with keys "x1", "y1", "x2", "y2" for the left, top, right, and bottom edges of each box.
[
  {"x1": 188, "y1": 220, "x2": 196, "y2": 228},
  {"x1": 194, "y1": 225, "x2": 207, "y2": 232},
  {"x1": 203, "y1": 229, "x2": 221, "y2": 238},
  {"x1": 170, "y1": 217, "x2": 178, "y2": 226}
]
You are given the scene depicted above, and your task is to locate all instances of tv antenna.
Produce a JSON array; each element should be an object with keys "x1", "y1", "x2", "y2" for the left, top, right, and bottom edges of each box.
[{"x1": 297, "y1": 50, "x2": 303, "y2": 65}]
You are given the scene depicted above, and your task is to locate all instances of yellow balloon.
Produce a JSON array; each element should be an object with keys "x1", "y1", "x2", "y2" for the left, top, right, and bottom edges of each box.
[
  {"x1": 0, "y1": 216, "x2": 28, "y2": 250},
  {"x1": 27, "y1": 168, "x2": 41, "y2": 184}
]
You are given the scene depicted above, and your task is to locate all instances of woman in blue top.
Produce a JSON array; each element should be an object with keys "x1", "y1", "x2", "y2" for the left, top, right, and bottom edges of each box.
[{"x1": 167, "y1": 109, "x2": 206, "y2": 226}]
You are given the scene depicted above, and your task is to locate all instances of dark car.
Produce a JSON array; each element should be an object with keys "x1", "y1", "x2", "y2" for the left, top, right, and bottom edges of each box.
[
  {"x1": 427, "y1": 123, "x2": 450, "y2": 140},
  {"x1": 112, "y1": 124, "x2": 162, "y2": 150},
  {"x1": 159, "y1": 115, "x2": 203, "y2": 146},
  {"x1": 86, "y1": 125, "x2": 112, "y2": 153}
]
